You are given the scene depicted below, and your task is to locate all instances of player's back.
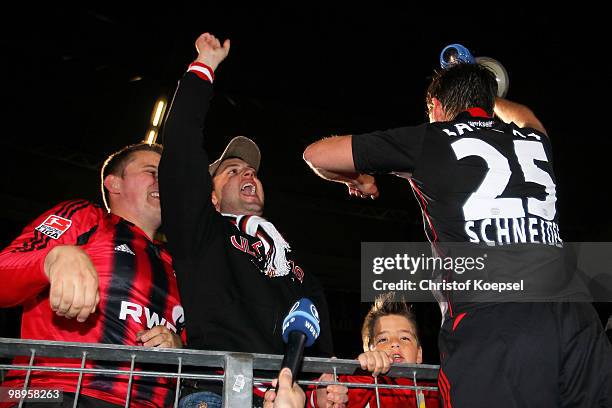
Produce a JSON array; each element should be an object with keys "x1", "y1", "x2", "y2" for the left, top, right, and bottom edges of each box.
[{"x1": 414, "y1": 110, "x2": 559, "y2": 248}]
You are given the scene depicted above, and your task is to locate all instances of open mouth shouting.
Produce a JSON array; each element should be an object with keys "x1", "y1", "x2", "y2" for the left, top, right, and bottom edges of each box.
[{"x1": 240, "y1": 182, "x2": 257, "y2": 197}]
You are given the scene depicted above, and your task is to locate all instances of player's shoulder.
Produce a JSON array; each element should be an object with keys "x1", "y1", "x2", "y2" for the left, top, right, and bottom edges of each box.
[
  {"x1": 506, "y1": 120, "x2": 549, "y2": 141},
  {"x1": 16, "y1": 200, "x2": 104, "y2": 243},
  {"x1": 43, "y1": 199, "x2": 104, "y2": 217},
  {"x1": 34, "y1": 200, "x2": 105, "y2": 228}
]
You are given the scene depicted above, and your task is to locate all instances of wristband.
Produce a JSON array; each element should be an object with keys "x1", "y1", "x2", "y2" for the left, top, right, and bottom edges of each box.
[{"x1": 187, "y1": 62, "x2": 214, "y2": 83}]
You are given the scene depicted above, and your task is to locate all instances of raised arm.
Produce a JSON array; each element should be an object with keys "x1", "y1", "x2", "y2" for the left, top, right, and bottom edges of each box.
[
  {"x1": 159, "y1": 33, "x2": 230, "y2": 257},
  {"x1": 494, "y1": 97, "x2": 547, "y2": 136},
  {"x1": 303, "y1": 135, "x2": 379, "y2": 198}
]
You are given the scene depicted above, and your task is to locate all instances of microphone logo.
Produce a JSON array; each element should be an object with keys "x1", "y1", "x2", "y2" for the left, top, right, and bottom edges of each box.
[
  {"x1": 289, "y1": 300, "x2": 300, "y2": 314},
  {"x1": 309, "y1": 304, "x2": 320, "y2": 322}
]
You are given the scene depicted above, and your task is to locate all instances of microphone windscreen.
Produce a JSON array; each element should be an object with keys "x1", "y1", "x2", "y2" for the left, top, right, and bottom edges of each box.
[{"x1": 282, "y1": 298, "x2": 320, "y2": 347}]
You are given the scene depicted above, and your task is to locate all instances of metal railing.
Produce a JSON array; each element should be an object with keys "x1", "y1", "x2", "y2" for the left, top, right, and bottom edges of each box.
[{"x1": 0, "y1": 337, "x2": 439, "y2": 407}]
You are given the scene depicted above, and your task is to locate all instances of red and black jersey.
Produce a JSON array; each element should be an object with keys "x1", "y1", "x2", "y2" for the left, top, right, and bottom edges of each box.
[
  {"x1": 0, "y1": 200, "x2": 185, "y2": 408},
  {"x1": 306, "y1": 375, "x2": 440, "y2": 408}
]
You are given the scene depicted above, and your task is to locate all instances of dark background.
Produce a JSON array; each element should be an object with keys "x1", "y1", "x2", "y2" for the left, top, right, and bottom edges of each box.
[{"x1": 0, "y1": 6, "x2": 609, "y2": 362}]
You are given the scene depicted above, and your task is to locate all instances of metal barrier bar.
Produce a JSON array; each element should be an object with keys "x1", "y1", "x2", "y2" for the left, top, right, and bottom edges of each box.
[
  {"x1": 413, "y1": 371, "x2": 419, "y2": 407},
  {"x1": 0, "y1": 338, "x2": 439, "y2": 380},
  {"x1": 1, "y1": 363, "x2": 439, "y2": 392},
  {"x1": 0, "y1": 364, "x2": 224, "y2": 381},
  {"x1": 223, "y1": 353, "x2": 252, "y2": 407},
  {"x1": 374, "y1": 376, "x2": 382, "y2": 407},
  {"x1": 0, "y1": 337, "x2": 440, "y2": 406},
  {"x1": 18, "y1": 349, "x2": 35, "y2": 408},
  {"x1": 174, "y1": 357, "x2": 182, "y2": 408},
  {"x1": 257, "y1": 379, "x2": 438, "y2": 392},
  {"x1": 124, "y1": 355, "x2": 136, "y2": 408},
  {"x1": 73, "y1": 352, "x2": 87, "y2": 408}
]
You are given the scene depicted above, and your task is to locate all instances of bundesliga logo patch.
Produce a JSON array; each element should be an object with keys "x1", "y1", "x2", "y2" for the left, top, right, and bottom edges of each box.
[{"x1": 35, "y1": 215, "x2": 72, "y2": 239}]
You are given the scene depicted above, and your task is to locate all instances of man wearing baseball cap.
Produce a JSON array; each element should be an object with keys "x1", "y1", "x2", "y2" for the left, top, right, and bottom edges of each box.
[{"x1": 158, "y1": 33, "x2": 334, "y2": 407}]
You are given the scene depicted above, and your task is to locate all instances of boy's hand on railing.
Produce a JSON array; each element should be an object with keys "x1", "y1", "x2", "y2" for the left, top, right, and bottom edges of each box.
[
  {"x1": 316, "y1": 372, "x2": 348, "y2": 408},
  {"x1": 357, "y1": 350, "x2": 393, "y2": 377},
  {"x1": 264, "y1": 368, "x2": 305, "y2": 408},
  {"x1": 136, "y1": 325, "x2": 182, "y2": 348}
]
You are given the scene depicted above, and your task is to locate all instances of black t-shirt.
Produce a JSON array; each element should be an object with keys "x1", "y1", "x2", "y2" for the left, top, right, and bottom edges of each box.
[
  {"x1": 353, "y1": 110, "x2": 559, "y2": 245},
  {"x1": 352, "y1": 110, "x2": 585, "y2": 310}
]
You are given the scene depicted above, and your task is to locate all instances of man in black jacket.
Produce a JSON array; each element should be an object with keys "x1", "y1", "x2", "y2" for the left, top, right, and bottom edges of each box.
[{"x1": 158, "y1": 33, "x2": 334, "y2": 407}]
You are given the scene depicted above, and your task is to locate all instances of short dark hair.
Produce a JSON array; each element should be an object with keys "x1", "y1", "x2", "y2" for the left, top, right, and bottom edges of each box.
[
  {"x1": 100, "y1": 143, "x2": 163, "y2": 211},
  {"x1": 426, "y1": 63, "x2": 498, "y2": 119},
  {"x1": 361, "y1": 292, "x2": 420, "y2": 351}
]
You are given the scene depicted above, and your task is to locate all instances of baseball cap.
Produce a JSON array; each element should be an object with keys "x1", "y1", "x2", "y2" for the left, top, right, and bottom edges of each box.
[{"x1": 208, "y1": 136, "x2": 261, "y2": 176}]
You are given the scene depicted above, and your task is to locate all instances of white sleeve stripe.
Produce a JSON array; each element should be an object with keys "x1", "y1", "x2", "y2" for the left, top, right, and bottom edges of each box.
[{"x1": 188, "y1": 65, "x2": 213, "y2": 82}]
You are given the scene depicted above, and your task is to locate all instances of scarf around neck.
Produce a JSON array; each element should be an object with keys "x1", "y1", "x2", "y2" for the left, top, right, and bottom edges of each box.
[{"x1": 223, "y1": 214, "x2": 292, "y2": 277}]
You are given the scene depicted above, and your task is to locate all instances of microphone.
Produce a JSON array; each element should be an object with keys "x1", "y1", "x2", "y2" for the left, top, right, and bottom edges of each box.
[{"x1": 280, "y1": 298, "x2": 321, "y2": 383}]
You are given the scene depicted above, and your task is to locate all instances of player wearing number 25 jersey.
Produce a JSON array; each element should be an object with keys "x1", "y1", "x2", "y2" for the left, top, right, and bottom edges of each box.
[
  {"x1": 304, "y1": 63, "x2": 612, "y2": 407},
  {"x1": 352, "y1": 108, "x2": 560, "y2": 247},
  {"x1": 351, "y1": 108, "x2": 574, "y2": 308}
]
